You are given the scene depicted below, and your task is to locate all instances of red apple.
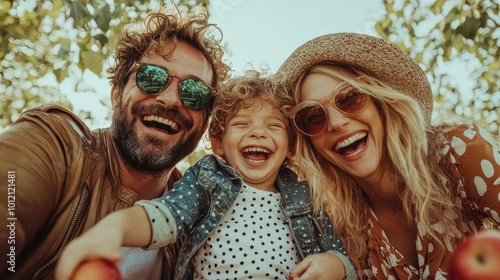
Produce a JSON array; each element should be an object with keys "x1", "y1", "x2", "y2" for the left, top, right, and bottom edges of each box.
[
  {"x1": 71, "y1": 259, "x2": 122, "y2": 280},
  {"x1": 448, "y1": 230, "x2": 500, "y2": 280}
]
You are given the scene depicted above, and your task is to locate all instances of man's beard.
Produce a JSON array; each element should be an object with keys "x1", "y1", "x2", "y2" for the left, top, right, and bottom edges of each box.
[{"x1": 111, "y1": 100, "x2": 205, "y2": 173}]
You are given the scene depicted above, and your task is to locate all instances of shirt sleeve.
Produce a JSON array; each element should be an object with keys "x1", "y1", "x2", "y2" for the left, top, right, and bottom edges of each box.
[
  {"x1": 445, "y1": 123, "x2": 500, "y2": 223},
  {"x1": 327, "y1": 251, "x2": 359, "y2": 280},
  {"x1": 135, "y1": 199, "x2": 178, "y2": 250},
  {"x1": 134, "y1": 163, "x2": 209, "y2": 250}
]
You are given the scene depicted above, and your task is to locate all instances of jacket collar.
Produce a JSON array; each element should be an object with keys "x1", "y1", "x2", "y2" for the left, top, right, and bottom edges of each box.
[{"x1": 198, "y1": 154, "x2": 312, "y2": 213}]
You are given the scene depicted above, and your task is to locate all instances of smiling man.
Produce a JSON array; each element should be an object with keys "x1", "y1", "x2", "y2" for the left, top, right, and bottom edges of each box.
[{"x1": 0, "y1": 7, "x2": 229, "y2": 280}]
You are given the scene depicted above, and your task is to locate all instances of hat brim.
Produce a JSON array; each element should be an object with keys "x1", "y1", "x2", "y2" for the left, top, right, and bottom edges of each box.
[{"x1": 278, "y1": 33, "x2": 433, "y2": 124}]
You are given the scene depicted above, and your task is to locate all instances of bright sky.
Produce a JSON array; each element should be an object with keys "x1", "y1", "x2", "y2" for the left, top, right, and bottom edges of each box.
[
  {"x1": 209, "y1": 0, "x2": 384, "y2": 74},
  {"x1": 65, "y1": 0, "x2": 385, "y2": 129}
]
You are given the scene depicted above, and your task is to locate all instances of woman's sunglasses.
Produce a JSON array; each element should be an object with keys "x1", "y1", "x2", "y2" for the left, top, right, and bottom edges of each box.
[
  {"x1": 133, "y1": 63, "x2": 215, "y2": 111},
  {"x1": 291, "y1": 76, "x2": 369, "y2": 136}
]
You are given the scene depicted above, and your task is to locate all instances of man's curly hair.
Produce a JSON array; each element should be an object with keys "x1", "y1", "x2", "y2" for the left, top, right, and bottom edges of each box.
[{"x1": 107, "y1": 6, "x2": 230, "y2": 95}]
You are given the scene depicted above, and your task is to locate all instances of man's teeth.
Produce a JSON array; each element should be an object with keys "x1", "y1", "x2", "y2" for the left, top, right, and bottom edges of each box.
[
  {"x1": 143, "y1": 115, "x2": 179, "y2": 131},
  {"x1": 242, "y1": 147, "x2": 271, "y2": 153},
  {"x1": 335, "y1": 132, "x2": 367, "y2": 150}
]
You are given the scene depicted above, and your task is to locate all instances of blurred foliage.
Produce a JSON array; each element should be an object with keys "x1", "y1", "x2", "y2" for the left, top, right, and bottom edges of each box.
[
  {"x1": 375, "y1": 0, "x2": 499, "y2": 136},
  {"x1": 177, "y1": 143, "x2": 211, "y2": 173},
  {"x1": 0, "y1": 0, "x2": 210, "y2": 132}
]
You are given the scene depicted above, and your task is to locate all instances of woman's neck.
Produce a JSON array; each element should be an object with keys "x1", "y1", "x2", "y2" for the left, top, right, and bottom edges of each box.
[{"x1": 356, "y1": 171, "x2": 403, "y2": 207}]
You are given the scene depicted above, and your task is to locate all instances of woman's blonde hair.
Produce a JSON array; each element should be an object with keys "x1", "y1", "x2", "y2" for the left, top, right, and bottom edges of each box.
[{"x1": 293, "y1": 63, "x2": 463, "y2": 258}]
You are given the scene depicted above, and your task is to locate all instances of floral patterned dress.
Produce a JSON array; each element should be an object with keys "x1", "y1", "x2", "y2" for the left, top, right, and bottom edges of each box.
[{"x1": 360, "y1": 123, "x2": 500, "y2": 279}]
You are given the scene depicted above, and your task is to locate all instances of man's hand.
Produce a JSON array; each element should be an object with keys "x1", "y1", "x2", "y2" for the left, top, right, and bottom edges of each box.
[{"x1": 54, "y1": 213, "x2": 126, "y2": 280}]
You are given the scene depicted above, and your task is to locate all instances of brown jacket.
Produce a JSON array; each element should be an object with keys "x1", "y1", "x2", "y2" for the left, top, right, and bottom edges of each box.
[{"x1": 0, "y1": 105, "x2": 183, "y2": 279}]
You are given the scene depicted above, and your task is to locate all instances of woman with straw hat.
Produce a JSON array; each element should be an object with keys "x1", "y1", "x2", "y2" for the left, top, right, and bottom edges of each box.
[{"x1": 282, "y1": 33, "x2": 500, "y2": 279}]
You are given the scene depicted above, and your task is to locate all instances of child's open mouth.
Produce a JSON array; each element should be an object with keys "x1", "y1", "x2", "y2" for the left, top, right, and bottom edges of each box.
[{"x1": 241, "y1": 147, "x2": 271, "y2": 163}]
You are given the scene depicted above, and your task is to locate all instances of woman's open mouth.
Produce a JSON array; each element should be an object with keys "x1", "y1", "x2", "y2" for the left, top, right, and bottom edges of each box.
[{"x1": 334, "y1": 131, "x2": 367, "y2": 157}]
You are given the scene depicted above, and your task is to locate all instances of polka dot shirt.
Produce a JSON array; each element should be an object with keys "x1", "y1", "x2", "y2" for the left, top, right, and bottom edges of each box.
[{"x1": 192, "y1": 184, "x2": 300, "y2": 279}]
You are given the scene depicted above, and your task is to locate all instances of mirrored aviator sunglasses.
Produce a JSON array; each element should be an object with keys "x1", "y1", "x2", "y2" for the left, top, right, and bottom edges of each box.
[
  {"x1": 135, "y1": 63, "x2": 214, "y2": 111},
  {"x1": 291, "y1": 77, "x2": 369, "y2": 136}
]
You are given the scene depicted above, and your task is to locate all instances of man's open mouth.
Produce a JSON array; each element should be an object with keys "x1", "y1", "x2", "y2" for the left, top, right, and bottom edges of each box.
[{"x1": 142, "y1": 115, "x2": 180, "y2": 134}]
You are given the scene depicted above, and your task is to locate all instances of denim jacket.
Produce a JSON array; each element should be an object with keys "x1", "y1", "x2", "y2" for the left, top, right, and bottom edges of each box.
[{"x1": 137, "y1": 154, "x2": 357, "y2": 279}]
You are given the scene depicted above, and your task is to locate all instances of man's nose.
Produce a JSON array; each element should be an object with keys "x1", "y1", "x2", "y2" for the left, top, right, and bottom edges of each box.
[{"x1": 155, "y1": 78, "x2": 183, "y2": 109}]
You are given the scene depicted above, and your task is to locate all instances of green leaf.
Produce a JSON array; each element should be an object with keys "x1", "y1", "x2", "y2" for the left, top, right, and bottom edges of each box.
[
  {"x1": 444, "y1": 6, "x2": 459, "y2": 25},
  {"x1": 414, "y1": 53, "x2": 423, "y2": 63},
  {"x1": 1, "y1": 1, "x2": 12, "y2": 12},
  {"x1": 67, "y1": 0, "x2": 89, "y2": 27},
  {"x1": 93, "y1": 34, "x2": 108, "y2": 47},
  {"x1": 460, "y1": 17, "x2": 481, "y2": 39},
  {"x1": 94, "y1": 3, "x2": 111, "y2": 32},
  {"x1": 489, "y1": 61, "x2": 500, "y2": 71},
  {"x1": 81, "y1": 51, "x2": 103, "y2": 75},
  {"x1": 431, "y1": 0, "x2": 445, "y2": 13},
  {"x1": 54, "y1": 68, "x2": 69, "y2": 83},
  {"x1": 58, "y1": 42, "x2": 71, "y2": 59},
  {"x1": 452, "y1": 36, "x2": 464, "y2": 52}
]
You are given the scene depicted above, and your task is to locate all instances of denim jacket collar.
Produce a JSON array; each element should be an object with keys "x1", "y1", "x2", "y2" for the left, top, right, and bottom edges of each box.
[{"x1": 197, "y1": 154, "x2": 313, "y2": 215}]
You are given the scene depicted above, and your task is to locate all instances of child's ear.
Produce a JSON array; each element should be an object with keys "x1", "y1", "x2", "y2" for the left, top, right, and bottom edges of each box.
[{"x1": 211, "y1": 138, "x2": 224, "y2": 156}]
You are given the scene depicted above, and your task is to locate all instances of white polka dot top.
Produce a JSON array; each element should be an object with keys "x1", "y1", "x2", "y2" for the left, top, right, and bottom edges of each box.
[{"x1": 192, "y1": 184, "x2": 300, "y2": 280}]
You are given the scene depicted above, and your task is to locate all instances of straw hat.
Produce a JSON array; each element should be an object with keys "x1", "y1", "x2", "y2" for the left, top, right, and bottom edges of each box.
[{"x1": 278, "y1": 33, "x2": 433, "y2": 124}]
